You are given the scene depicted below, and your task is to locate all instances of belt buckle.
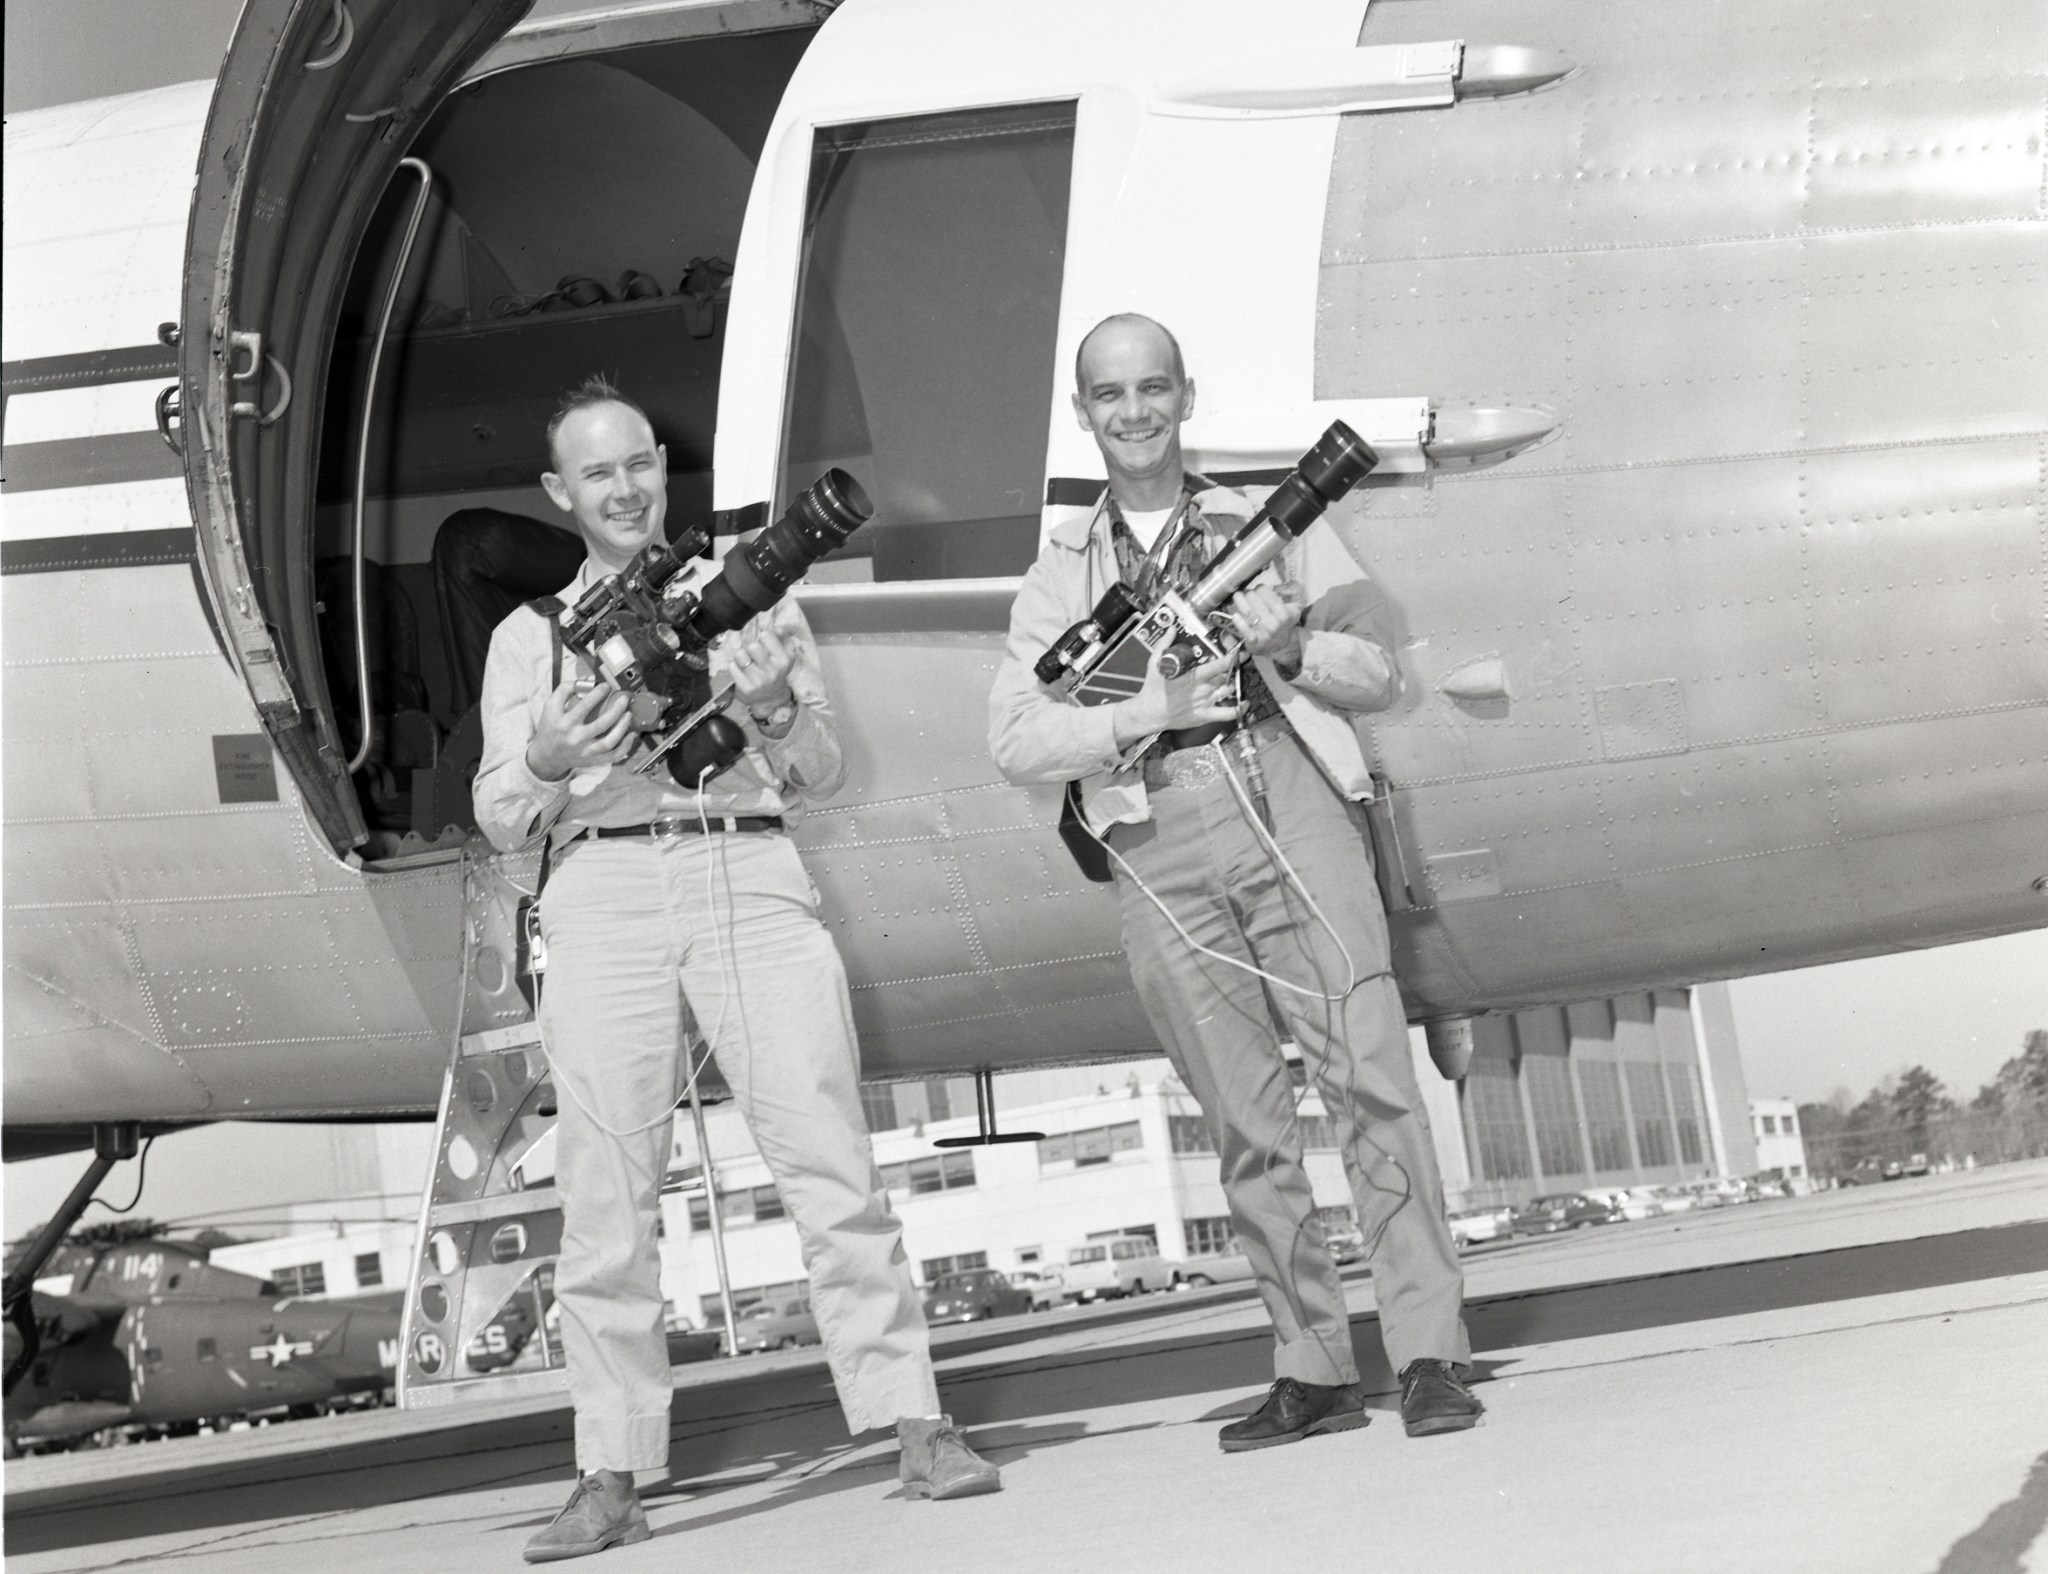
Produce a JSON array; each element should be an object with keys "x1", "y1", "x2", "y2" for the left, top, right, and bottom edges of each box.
[
  {"x1": 1159, "y1": 747, "x2": 1222, "y2": 792},
  {"x1": 647, "y1": 816, "x2": 689, "y2": 840}
]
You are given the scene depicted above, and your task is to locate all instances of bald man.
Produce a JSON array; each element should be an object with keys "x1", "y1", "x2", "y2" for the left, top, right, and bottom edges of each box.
[
  {"x1": 476, "y1": 376, "x2": 998, "y2": 1562},
  {"x1": 989, "y1": 316, "x2": 1480, "y2": 1450}
]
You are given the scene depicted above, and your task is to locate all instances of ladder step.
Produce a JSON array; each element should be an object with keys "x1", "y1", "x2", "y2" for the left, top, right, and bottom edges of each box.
[
  {"x1": 461, "y1": 1022, "x2": 542, "y2": 1058},
  {"x1": 429, "y1": 1188, "x2": 559, "y2": 1227}
]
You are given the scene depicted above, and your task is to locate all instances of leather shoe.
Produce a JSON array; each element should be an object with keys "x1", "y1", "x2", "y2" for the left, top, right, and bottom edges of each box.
[
  {"x1": 523, "y1": 1470, "x2": 651, "y2": 1562},
  {"x1": 1398, "y1": 1358, "x2": 1484, "y2": 1436},
  {"x1": 898, "y1": 1415, "x2": 1002, "y2": 1499},
  {"x1": 1218, "y1": 1377, "x2": 1370, "y2": 1453}
]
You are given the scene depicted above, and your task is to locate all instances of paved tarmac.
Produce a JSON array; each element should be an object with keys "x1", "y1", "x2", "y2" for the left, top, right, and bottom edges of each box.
[{"x1": 6, "y1": 1160, "x2": 2047, "y2": 1574}]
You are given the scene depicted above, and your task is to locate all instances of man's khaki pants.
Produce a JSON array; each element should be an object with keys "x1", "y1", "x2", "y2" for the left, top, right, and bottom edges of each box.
[
  {"x1": 1107, "y1": 724, "x2": 1470, "y2": 1386},
  {"x1": 538, "y1": 832, "x2": 939, "y2": 1473}
]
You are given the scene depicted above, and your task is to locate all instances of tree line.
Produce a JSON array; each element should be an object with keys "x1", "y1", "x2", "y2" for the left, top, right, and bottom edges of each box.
[{"x1": 1796, "y1": 1029, "x2": 2048, "y2": 1177}]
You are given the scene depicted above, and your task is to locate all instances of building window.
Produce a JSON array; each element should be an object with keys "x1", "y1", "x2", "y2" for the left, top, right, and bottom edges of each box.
[
  {"x1": 751, "y1": 1185, "x2": 786, "y2": 1223},
  {"x1": 880, "y1": 1151, "x2": 976, "y2": 1197},
  {"x1": 354, "y1": 1252, "x2": 383, "y2": 1288},
  {"x1": 196, "y1": 1337, "x2": 217, "y2": 1362},
  {"x1": 1169, "y1": 1114, "x2": 1216, "y2": 1154},
  {"x1": 703, "y1": 1277, "x2": 811, "y2": 1323},
  {"x1": 860, "y1": 1083, "x2": 899, "y2": 1133},
  {"x1": 274, "y1": 1262, "x2": 326, "y2": 1297},
  {"x1": 1297, "y1": 1113, "x2": 1338, "y2": 1151},
  {"x1": 1016, "y1": 1246, "x2": 1041, "y2": 1264},
  {"x1": 1668, "y1": 1066, "x2": 1705, "y2": 1165},
  {"x1": 1576, "y1": 1061, "x2": 1632, "y2": 1172},
  {"x1": 1086, "y1": 1223, "x2": 1158, "y2": 1244},
  {"x1": 1759, "y1": 1114, "x2": 1776, "y2": 1136},
  {"x1": 921, "y1": 1251, "x2": 987, "y2": 1284},
  {"x1": 1523, "y1": 1056, "x2": 1584, "y2": 1180},
  {"x1": 1041, "y1": 1122, "x2": 1145, "y2": 1171},
  {"x1": 1465, "y1": 1059, "x2": 1532, "y2": 1182},
  {"x1": 1314, "y1": 1205, "x2": 1356, "y2": 1235},
  {"x1": 1183, "y1": 1216, "x2": 1236, "y2": 1255},
  {"x1": 1625, "y1": 1063, "x2": 1675, "y2": 1168}
]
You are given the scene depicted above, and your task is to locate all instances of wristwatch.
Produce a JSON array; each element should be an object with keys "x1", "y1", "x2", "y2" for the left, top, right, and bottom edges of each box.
[{"x1": 749, "y1": 697, "x2": 799, "y2": 735}]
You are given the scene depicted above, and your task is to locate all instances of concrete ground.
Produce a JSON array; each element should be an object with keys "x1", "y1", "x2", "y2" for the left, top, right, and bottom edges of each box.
[{"x1": 6, "y1": 1161, "x2": 2047, "y2": 1574}]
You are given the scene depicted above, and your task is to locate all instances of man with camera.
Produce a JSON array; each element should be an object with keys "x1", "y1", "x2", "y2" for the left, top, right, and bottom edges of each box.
[
  {"x1": 989, "y1": 315, "x2": 1480, "y2": 1450},
  {"x1": 476, "y1": 378, "x2": 998, "y2": 1563}
]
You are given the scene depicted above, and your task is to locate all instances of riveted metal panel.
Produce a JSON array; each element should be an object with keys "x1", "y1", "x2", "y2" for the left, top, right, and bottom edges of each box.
[
  {"x1": 1836, "y1": 814, "x2": 2048, "y2": 949},
  {"x1": 2, "y1": 915, "x2": 214, "y2": 1119},
  {"x1": 812, "y1": 637, "x2": 1009, "y2": 804},
  {"x1": 1595, "y1": 747, "x2": 1841, "y2": 878},
  {"x1": 0, "y1": 824, "x2": 115, "y2": 909},
  {"x1": 1318, "y1": 253, "x2": 1575, "y2": 407},
  {"x1": 1562, "y1": 252, "x2": 1805, "y2": 471},
  {"x1": 91, "y1": 812, "x2": 311, "y2": 906},
  {"x1": 1829, "y1": 711, "x2": 2048, "y2": 843},
  {"x1": 1806, "y1": 78, "x2": 2046, "y2": 232},
  {"x1": 1802, "y1": 441, "x2": 2044, "y2": 726},
  {"x1": 1806, "y1": 235, "x2": 2048, "y2": 451}
]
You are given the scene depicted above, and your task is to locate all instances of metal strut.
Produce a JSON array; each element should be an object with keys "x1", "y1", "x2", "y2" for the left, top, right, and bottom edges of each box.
[
  {"x1": 932, "y1": 1069, "x2": 1045, "y2": 1149},
  {"x1": 3, "y1": 1123, "x2": 140, "y2": 1395}
]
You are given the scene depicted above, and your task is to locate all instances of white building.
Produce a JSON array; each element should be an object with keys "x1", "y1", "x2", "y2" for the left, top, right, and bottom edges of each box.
[
  {"x1": 209, "y1": 1219, "x2": 414, "y2": 1298},
  {"x1": 1749, "y1": 1097, "x2": 1810, "y2": 1183},
  {"x1": 647, "y1": 1061, "x2": 1378, "y2": 1326}
]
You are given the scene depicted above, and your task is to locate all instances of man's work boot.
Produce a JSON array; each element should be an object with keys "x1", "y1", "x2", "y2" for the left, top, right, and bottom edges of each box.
[
  {"x1": 1218, "y1": 1377, "x2": 1370, "y2": 1453},
  {"x1": 897, "y1": 1415, "x2": 1002, "y2": 1499},
  {"x1": 1398, "y1": 1358, "x2": 1484, "y2": 1437},
  {"x1": 523, "y1": 1470, "x2": 652, "y2": 1563}
]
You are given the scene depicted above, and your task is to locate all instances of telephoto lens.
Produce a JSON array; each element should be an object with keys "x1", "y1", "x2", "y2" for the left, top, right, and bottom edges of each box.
[{"x1": 674, "y1": 469, "x2": 873, "y2": 655}]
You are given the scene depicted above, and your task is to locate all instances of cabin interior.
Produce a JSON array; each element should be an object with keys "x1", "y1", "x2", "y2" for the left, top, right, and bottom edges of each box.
[{"x1": 310, "y1": 25, "x2": 1076, "y2": 855}]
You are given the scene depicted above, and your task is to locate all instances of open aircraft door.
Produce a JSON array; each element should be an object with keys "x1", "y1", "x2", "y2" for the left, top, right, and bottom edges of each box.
[{"x1": 175, "y1": 0, "x2": 532, "y2": 856}]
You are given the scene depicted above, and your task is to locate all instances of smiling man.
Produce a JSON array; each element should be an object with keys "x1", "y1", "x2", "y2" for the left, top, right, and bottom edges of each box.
[
  {"x1": 990, "y1": 315, "x2": 1481, "y2": 1453},
  {"x1": 474, "y1": 377, "x2": 998, "y2": 1562}
]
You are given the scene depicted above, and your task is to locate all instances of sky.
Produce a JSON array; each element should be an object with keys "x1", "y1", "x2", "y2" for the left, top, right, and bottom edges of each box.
[{"x1": 2, "y1": 1, "x2": 2044, "y2": 1239}]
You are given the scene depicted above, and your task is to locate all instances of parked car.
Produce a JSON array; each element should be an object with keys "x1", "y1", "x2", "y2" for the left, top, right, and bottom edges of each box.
[
  {"x1": 1447, "y1": 1206, "x2": 1512, "y2": 1247},
  {"x1": 1902, "y1": 1152, "x2": 1931, "y2": 1177},
  {"x1": 1323, "y1": 1227, "x2": 1366, "y2": 1265},
  {"x1": 1582, "y1": 1187, "x2": 1658, "y2": 1222},
  {"x1": 666, "y1": 1326, "x2": 723, "y2": 1365},
  {"x1": 923, "y1": 1268, "x2": 1033, "y2": 1324},
  {"x1": 1064, "y1": 1235, "x2": 1166, "y2": 1300},
  {"x1": 1010, "y1": 1266, "x2": 1066, "y2": 1311},
  {"x1": 1840, "y1": 1156, "x2": 1892, "y2": 1186},
  {"x1": 1171, "y1": 1242, "x2": 1258, "y2": 1287},
  {"x1": 1682, "y1": 1179, "x2": 1745, "y2": 1209},
  {"x1": 727, "y1": 1297, "x2": 820, "y2": 1353},
  {"x1": 1643, "y1": 1184, "x2": 1699, "y2": 1214},
  {"x1": 1508, "y1": 1193, "x2": 1623, "y2": 1235}
]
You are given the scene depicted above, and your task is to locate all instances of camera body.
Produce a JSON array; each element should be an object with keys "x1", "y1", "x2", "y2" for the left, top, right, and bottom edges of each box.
[
  {"x1": 555, "y1": 469, "x2": 874, "y2": 787},
  {"x1": 1034, "y1": 423, "x2": 1379, "y2": 730}
]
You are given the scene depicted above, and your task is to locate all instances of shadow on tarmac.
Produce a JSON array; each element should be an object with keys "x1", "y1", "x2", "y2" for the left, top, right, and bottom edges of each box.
[{"x1": 8, "y1": 1219, "x2": 2046, "y2": 1556}]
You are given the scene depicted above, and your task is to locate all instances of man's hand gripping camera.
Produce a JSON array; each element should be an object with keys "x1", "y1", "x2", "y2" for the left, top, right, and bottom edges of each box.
[
  {"x1": 558, "y1": 469, "x2": 872, "y2": 787},
  {"x1": 1033, "y1": 422, "x2": 1378, "y2": 766}
]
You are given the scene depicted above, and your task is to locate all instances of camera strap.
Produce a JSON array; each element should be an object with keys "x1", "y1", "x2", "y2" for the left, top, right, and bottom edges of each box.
[{"x1": 524, "y1": 594, "x2": 569, "y2": 904}]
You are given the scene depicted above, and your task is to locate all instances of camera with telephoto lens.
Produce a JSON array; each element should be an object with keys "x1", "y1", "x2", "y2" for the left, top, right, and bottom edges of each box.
[
  {"x1": 558, "y1": 468, "x2": 874, "y2": 786},
  {"x1": 1034, "y1": 421, "x2": 1378, "y2": 713}
]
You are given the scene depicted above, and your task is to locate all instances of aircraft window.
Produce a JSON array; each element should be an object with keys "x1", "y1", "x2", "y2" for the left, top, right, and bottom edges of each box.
[{"x1": 779, "y1": 101, "x2": 1077, "y2": 580}]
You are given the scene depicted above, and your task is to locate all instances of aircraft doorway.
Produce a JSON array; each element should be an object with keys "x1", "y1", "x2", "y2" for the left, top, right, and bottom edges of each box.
[{"x1": 312, "y1": 25, "x2": 819, "y2": 857}]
